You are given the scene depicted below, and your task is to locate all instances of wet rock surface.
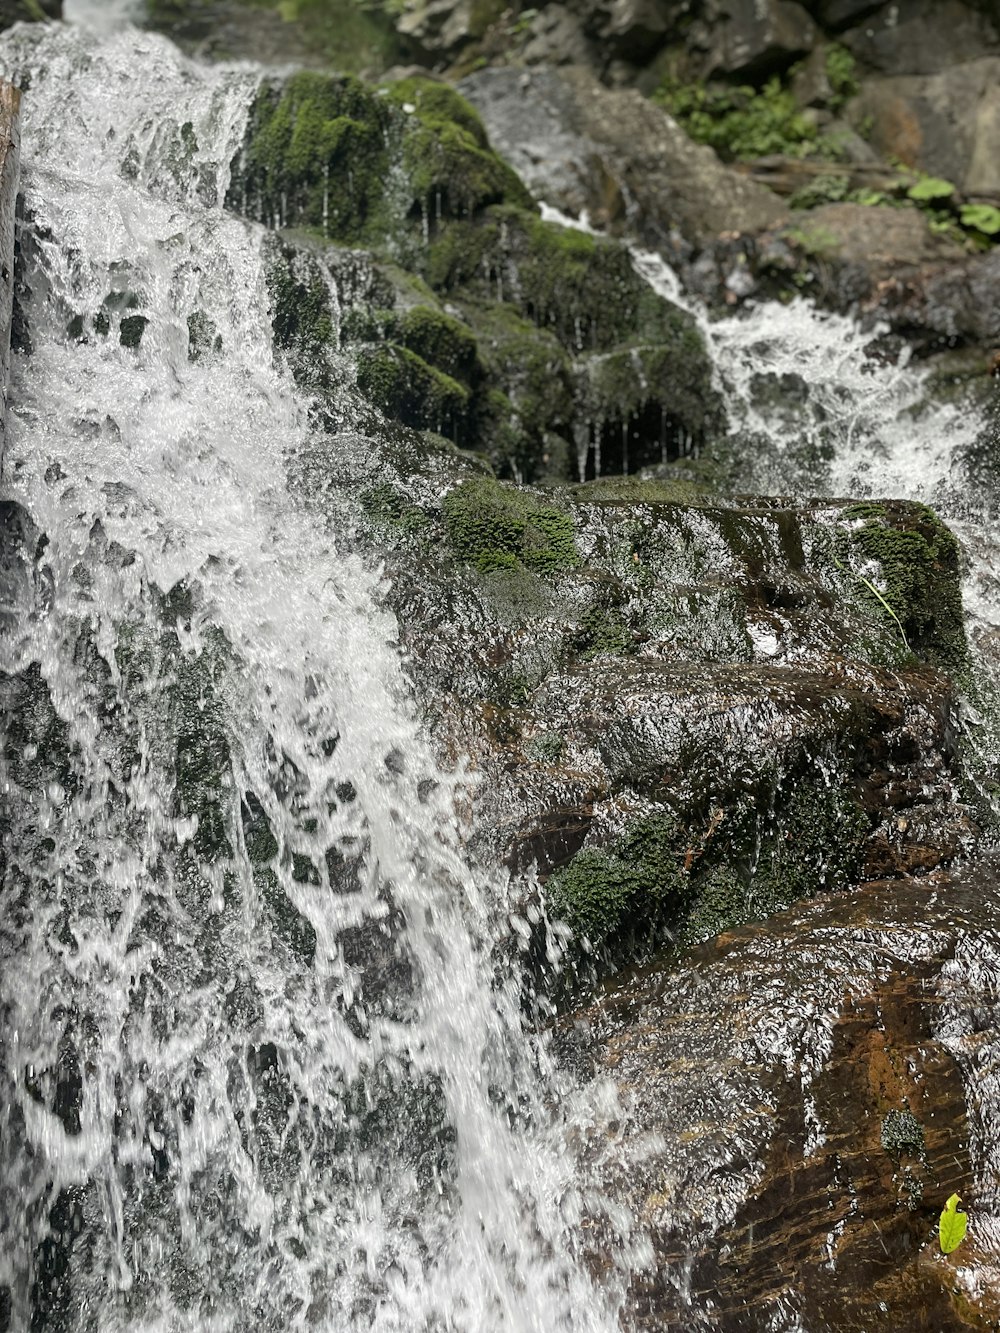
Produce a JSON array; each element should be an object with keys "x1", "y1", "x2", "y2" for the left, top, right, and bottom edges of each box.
[{"x1": 566, "y1": 864, "x2": 1000, "y2": 1331}]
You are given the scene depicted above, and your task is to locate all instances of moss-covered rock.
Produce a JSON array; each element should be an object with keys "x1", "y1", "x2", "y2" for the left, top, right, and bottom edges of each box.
[
  {"x1": 442, "y1": 475, "x2": 578, "y2": 573},
  {"x1": 546, "y1": 814, "x2": 690, "y2": 947},
  {"x1": 229, "y1": 72, "x2": 530, "y2": 247},
  {"x1": 833, "y1": 501, "x2": 967, "y2": 675},
  {"x1": 230, "y1": 73, "x2": 721, "y2": 482},
  {"x1": 356, "y1": 342, "x2": 470, "y2": 437}
]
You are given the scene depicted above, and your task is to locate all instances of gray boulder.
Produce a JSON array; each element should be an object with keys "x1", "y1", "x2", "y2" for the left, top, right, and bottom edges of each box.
[
  {"x1": 703, "y1": 0, "x2": 818, "y2": 79},
  {"x1": 460, "y1": 65, "x2": 788, "y2": 245},
  {"x1": 849, "y1": 58, "x2": 1000, "y2": 196}
]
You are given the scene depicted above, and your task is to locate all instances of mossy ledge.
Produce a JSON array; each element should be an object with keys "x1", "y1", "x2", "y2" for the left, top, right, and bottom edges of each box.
[
  {"x1": 230, "y1": 71, "x2": 722, "y2": 481},
  {"x1": 546, "y1": 777, "x2": 869, "y2": 970},
  {"x1": 442, "y1": 476, "x2": 578, "y2": 574},
  {"x1": 834, "y1": 501, "x2": 967, "y2": 676}
]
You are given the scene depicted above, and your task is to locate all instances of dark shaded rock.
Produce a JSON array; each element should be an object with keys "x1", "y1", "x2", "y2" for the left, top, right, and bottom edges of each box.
[
  {"x1": 855, "y1": 242, "x2": 1000, "y2": 352},
  {"x1": 840, "y1": 0, "x2": 1000, "y2": 77},
  {"x1": 0, "y1": 0, "x2": 59, "y2": 28},
  {"x1": 459, "y1": 65, "x2": 789, "y2": 245},
  {"x1": 704, "y1": 0, "x2": 818, "y2": 80},
  {"x1": 395, "y1": 0, "x2": 502, "y2": 62},
  {"x1": 567, "y1": 866, "x2": 1000, "y2": 1330},
  {"x1": 800, "y1": 0, "x2": 882, "y2": 30}
]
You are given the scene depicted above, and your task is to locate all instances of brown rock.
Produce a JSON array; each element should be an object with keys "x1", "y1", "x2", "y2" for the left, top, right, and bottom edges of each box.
[
  {"x1": 848, "y1": 59, "x2": 1000, "y2": 193},
  {"x1": 567, "y1": 868, "x2": 1000, "y2": 1330}
]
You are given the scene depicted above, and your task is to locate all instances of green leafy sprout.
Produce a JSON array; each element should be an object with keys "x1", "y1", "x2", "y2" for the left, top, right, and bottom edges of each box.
[{"x1": 939, "y1": 1193, "x2": 968, "y2": 1255}]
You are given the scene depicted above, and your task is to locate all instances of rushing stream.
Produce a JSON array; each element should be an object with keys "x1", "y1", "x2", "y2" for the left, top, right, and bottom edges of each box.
[
  {"x1": 1, "y1": 7, "x2": 999, "y2": 1333},
  {"x1": 0, "y1": 14, "x2": 630, "y2": 1332}
]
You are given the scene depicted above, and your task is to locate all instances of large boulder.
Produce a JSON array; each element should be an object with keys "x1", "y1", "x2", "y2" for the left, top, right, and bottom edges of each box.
[
  {"x1": 700, "y1": 0, "x2": 818, "y2": 80},
  {"x1": 566, "y1": 865, "x2": 1000, "y2": 1330},
  {"x1": 459, "y1": 65, "x2": 789, "y2": 245},
  {"x1": 849, "y1": 58, "x2": 1000, "y2": 196},
  {"x1": 839, "y1": 0, "x2": 999, "y2": 76}
]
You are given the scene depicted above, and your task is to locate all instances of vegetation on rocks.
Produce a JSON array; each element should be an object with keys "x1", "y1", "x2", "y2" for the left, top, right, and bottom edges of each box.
[
  {"x1": 835, "y1": 502, "x2": 967, "y2": 675},
  {"x1": 442, "y1": 475, "x2": 577, "y2": 573},
  {"x1": 236, "y1": 70, "x2": 720, "y2": 481}
]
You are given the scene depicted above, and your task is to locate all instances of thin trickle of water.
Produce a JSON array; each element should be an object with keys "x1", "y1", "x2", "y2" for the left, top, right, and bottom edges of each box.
[{"x1": 0, "y1": 22, "x2": 622, "y2": 1333}]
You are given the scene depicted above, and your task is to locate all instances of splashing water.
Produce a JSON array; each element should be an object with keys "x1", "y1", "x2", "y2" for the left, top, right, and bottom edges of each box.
[{"x1": 0, "y1": 21, "x2": 624, "y2": 1333}]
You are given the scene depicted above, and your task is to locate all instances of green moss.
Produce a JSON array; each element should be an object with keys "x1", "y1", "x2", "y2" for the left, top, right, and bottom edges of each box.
[
  {"x1": 265, "y1": 237, "x2": 337, "y2": 378},
  {"x1": 386, "y1": 78, "x2": 532, "y2": 219},
  {"x1": 571, "y1": 476, "x2": 712, "y2": 505},
  {"x1": 752, "y1": 780, "x2": 869, "y2": 908},
  {"x1": 838, "y1": 502, "x2": 967, "y2": 674},
  {"x1": 356, "y1": 343, "x2": 470, "y2": 436},
  {"x1": 575, "y1": 605, "x2": 632, "y2": 658},
  {"x1": 682, "y1": 865, "x2": 749, "y2": 944},
  {"x1": 395, "y1": 304, "x2": 480, "y2": 383},
  {"x1": 231, "y1": 72, "x2": 527, "y2": 248},
  {"x1": 825, "y1": 44, "x2": 859, "y2": 113},
  {"x1": 578, "y1": 338, "x2": 715, "y2": 442},
  {"x1": 236, "y1": 73, "x2": 392, "y2": 242},
  {"x1": 359, "y1": 481, "x2": 430, "y2": 534},
  {"x1": 547, "y1": 772, "x2": 870, "y2": 962},
  {"x1": 546, "y1": 815, "x2": 690, "y2": 950},
  {"x1": 528, "y1": 731, "x2": 564, "y2": 763},
  {"x1": 880, "y1": 1108, "x2": 926, "y2": 1160},
  {"x1": 443, "y1": 476, "x2": 578, "y2": 574}
]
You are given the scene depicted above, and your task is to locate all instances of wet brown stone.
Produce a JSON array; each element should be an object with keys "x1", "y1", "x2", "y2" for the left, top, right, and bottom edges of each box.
[{"x1": 566, "y1": 870, "x2": 1000, "y2": 1331}]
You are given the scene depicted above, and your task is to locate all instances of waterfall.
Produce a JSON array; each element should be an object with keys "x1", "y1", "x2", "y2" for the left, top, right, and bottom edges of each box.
[
  {"x1": 4, "y1": 7, "x2": 1000, "y2": 1332},
  {"x1": 0, "y1": 18, "x2": 624, "y2": 1332}
]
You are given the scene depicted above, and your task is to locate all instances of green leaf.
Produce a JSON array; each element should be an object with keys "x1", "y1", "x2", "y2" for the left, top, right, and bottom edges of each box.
[
  {"x1": 960, "y1": 203, "x2": 1000, "y2": 235},
  {"x1": 908, "y1": 176, "x2": 956, "y2": 202},
  {"x1": 939, "y1": 1193, "x2": 968, "y2": 1255}
]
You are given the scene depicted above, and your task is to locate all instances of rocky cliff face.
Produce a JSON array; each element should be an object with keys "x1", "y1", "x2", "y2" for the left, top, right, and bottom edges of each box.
[{"x1": 71, "y1": 1, "x2": 990, "y2": 978}]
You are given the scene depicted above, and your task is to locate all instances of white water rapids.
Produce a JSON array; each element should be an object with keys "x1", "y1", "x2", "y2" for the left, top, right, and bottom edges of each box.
[
  {"x1": 0, "y1": 15, "x2": 630, "y2": 1333},
  {"x1": 1, "y1": 8, "x2": 998, "y2": 1333}
]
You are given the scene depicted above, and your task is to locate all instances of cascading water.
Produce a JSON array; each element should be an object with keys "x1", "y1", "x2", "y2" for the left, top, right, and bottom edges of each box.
[
  {"x1": 0, "y1": 16, "x2": 630, "y2": 1332},
  {"x1": 4, "y1": 7, "x2": 1000, "y2": 1333}
]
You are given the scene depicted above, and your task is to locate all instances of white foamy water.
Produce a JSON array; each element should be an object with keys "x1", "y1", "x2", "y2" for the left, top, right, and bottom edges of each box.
[{"x1": 0, "y1": 21, "x2": 622, "y2": 1333}]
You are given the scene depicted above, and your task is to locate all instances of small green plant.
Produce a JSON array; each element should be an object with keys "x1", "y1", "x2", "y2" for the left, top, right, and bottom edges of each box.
[
  {"x1": 961, "y1": 203, "x2": 1000, "y2": 236},
  {"x1": 825, "y1": 44, "x2": 858, "y2": 113},
  {"x1": 939, "y1": 1193, "x2": 968, "y2": 1255},
  {"x1": 788, "y1": 172, "x2": 850, "y2": 210},
  {"x1": 907, "y1": 175, "x2": 956, "y2": 203},
  {"x1": 654, "y1": 76, "x2": 818, "y2": 162},
  {"x1": 784, "y1": 222, "x2": 839, "y2": 259}
]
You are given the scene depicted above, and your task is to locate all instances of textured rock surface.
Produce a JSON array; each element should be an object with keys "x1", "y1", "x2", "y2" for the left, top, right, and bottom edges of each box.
[
  {"x1": 567, "y1": 866, "x2": 1000, "y2": 1330},
  {"x1": 849, "y1": 59, "x2": 1000, "y2": 195},
  {"x1": 460, "y1": 65, "x2": 789, "y2": 244}
]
